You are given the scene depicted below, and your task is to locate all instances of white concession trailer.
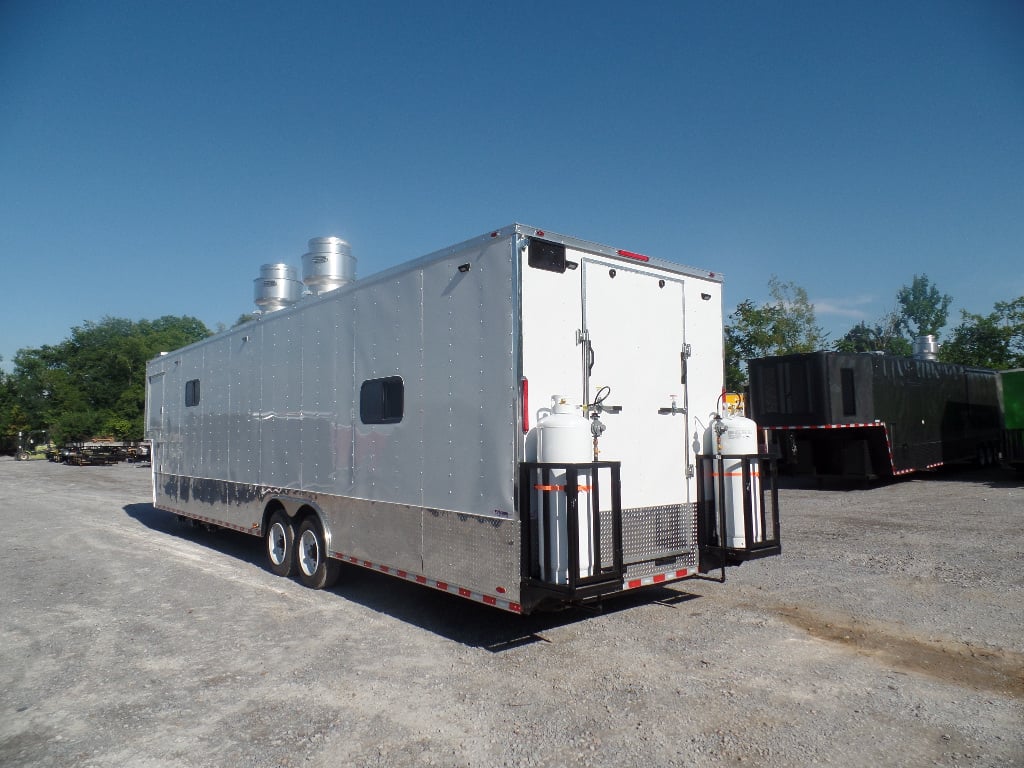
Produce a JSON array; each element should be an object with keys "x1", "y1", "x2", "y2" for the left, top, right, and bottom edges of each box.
[{"x1": 145, "y1": 224, "x2": 779, "y2": 614}]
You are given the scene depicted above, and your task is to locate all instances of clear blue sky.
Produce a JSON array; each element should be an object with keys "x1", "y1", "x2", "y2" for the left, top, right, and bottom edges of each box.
[{"x1": 2, "y1": 0, "x2": 1022, "y2": 370}]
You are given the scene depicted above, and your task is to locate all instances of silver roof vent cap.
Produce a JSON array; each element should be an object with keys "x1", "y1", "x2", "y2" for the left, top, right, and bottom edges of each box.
[{"x1": 302, "y1": 236, "x2": 356, "y2": 294}]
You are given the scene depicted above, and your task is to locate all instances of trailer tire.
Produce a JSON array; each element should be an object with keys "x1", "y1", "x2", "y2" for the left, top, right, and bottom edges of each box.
[
  {"x1": 296, "y1": 517, "x2": 340, "y2": 589},
  {"x1": 266, "y1": 511, "x2": 296, "y2": 577}
]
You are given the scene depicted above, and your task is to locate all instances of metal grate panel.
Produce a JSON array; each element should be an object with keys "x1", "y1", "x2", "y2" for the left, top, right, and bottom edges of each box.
[{"x1": 617, "y1": 502, "x2": 698, "y2": 565}]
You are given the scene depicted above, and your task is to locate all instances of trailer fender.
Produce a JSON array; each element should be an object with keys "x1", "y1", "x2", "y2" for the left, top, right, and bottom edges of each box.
[{"x1": 257, "y1": 495, "x2": 324, "y2": 534}]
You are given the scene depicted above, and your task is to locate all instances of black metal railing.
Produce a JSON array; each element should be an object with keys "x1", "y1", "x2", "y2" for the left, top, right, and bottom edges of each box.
[
  {"x1": 519, "y1": 461, "x2": 623, "y2": 608},
  {"x1": 696, "y1": 453, "x2": 781, "y2": 573}
]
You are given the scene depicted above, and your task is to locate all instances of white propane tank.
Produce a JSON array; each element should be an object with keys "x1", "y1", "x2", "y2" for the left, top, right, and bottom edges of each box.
[
  {"x1": 537, "y1": 396, "x2": 592, "y2": 463},
  {"x1": 703, "y1": 412, "x2": 762, "y2": 548},
  {"x1": 535, "y1": 396, "x2": 594, "y2": 584}
]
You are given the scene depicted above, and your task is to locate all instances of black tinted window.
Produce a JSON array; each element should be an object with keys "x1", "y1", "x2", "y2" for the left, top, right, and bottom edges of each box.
[
  {"x1": 185, "y1": 379, "x2": 200, "y2": 407},
  {"x1": 360, "y1": 377, "x2": 404, "y2": 424}
]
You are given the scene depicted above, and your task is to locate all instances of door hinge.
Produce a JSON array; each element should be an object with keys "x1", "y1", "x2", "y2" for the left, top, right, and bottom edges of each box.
[
  {"x1": 683, "y1": 343, "x2": 692, "y2": 358},
  {"x1": 686, "y1": 463, "x2": 695, "y2": 478}
]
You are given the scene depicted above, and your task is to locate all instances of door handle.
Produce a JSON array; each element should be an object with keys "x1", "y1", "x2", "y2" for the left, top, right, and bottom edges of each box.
[{"x1": 658, "y1": 396, "x2": 685, "y2": 415}]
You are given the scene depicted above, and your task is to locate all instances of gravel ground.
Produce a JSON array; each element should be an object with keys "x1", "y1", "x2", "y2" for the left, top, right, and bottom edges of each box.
[{"x1": 0, "y1": 457, "x2": 1021, "y2": 767}]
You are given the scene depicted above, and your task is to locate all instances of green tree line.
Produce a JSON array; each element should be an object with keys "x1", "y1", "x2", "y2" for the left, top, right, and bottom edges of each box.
[
  {"x1": 725, "y1": 274, "x2": 1024, "y2": 390},
  {"x1": 0, "y1": 316, "x2": 211, "y2": 447}
]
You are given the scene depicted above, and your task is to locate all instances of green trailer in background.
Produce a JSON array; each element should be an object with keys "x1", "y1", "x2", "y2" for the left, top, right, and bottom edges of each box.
[{"x1": 999, "y1": 369, "x2": 1024, "y2": 473}]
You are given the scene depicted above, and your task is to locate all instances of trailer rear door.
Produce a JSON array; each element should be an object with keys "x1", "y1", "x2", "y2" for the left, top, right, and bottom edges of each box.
[{"x1": 581, "y1": 258, "x2": 689, "y2": 508}]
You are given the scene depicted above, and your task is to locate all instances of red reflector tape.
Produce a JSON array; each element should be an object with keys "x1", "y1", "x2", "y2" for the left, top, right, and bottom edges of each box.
[
  {"x1": 617, "y1": 249, "x2": 650, "y2": 262},
  {"x1": 533, "y1": 484, "x2": 593, "y2": 492},
  {"x1": 324, "y1": 548, "x2": 521, "y2": 614}
]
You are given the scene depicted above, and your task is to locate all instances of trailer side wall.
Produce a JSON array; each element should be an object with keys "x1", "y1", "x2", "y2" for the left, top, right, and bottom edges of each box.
[{"x1": 147, "y1": 233, "x2": 523, "y2": 603}]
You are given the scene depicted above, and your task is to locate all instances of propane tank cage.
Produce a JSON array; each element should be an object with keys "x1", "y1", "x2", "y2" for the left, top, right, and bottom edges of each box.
[
  {"x1": 519, "y1": 461, "x2": 623, "y2": 611},
  {"x1": 696, "y1": 452, "x2": 781, "y2": 577}
]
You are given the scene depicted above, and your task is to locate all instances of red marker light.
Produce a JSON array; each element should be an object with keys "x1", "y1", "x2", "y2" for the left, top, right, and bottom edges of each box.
[
  {"x1": 535, "y1": 230, "x2": 545, "y2": 237},
  {"x1": 617, "y1": 249, "x2": 650, "y2": 262}
]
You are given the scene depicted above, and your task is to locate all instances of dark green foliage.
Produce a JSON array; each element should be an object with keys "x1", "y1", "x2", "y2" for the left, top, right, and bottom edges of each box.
[
  {"x1": 939, "y1": 298, "x2": 1024, "y2": 369},
  {"x1": 896, "y1": 274, "x2": 952, "y2": 339},
  {"x1": 2, "y1": 316, "x2": 210, "y2": 445},
  {"x1": 724, "y1": 277, "x2": 827, "y2": 391},
  {"x1": 833, "y1": 275, "x2": 951, "y2": 358},
  {"x1": 834, "y1": 313, "x2": 912, "y2": 357}
]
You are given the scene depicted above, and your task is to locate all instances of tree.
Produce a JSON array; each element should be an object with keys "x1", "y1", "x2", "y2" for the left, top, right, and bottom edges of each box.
[
  {"x1": 896, "y1": 274, "x2": 952, "y2": 339},
  {"x1": 834, "y1": 310, "x2": 911, "y2": 357},
  {"x1": 725, "y1": 277, "x2": 827, "y2": 390},
  {"x1": 7, "y1": 315, "x2": 211, "y2": 443},
  {"x1": 940, "y1": 297, "x2": 1024, "y2": 369},
  {"x1": 0, "y1": 357, "x2": 19, "y2": 450}
]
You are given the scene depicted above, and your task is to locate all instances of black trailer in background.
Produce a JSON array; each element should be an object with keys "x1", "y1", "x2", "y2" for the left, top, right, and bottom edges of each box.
[{"x1": 747, "y1": 351, "x2": 1001, "y2": 479}]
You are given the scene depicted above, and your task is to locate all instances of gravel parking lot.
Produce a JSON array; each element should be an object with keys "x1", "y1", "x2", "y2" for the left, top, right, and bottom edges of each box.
[{"x1": 1, "y1": 457, "x2": 1021, "y2": 768}]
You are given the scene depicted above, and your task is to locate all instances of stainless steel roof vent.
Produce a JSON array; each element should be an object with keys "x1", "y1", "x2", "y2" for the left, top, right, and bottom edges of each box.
[
  {"x1": 253, "y1": 263, "x2": 303, "y2": 313},
  {"x1": 913, "y1": 334, "x2": 939, "y2": 361},
  {"x1": 302, "y1": 236, "x2": 356, "y2": 295}
]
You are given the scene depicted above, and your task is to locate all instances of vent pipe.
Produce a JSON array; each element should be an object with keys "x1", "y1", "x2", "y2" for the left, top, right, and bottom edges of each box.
[
  {"x1": 913, "y1": 335, "x2": 939, "y2": 361},
  {"x1": 253, "y1": 263, "x2": 303, "y2": 313},
  {"x1": 302, "y1": 236, "x2": 356, "y2": 295}
]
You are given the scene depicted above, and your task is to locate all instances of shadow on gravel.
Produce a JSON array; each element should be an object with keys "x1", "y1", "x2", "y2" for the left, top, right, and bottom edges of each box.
[
  {"x1": 325, "y1": 576, "x2": 701, "y2": 653},
  {"x1": 927, "y1": 465, "x2": 1024, "y2": 489},
  {"x1": 123, "y1": 502, "x2": 701, "y2": 652},
  {"x1": 124, "y1": 502, "x2": 266, "y2": 569},
  {"x1": 776, "y1": 465, "x2": 1023, "y2": 491}
]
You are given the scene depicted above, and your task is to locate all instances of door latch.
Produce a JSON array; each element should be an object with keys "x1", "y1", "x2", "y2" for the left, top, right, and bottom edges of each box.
[{"x1": 658, "y1": 395, "x2": 685, "y2": 415}]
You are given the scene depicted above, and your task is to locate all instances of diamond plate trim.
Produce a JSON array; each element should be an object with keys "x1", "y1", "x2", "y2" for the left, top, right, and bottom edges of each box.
[{"x1": 618, "y1": 502, "x2": 699, "y2": 566}]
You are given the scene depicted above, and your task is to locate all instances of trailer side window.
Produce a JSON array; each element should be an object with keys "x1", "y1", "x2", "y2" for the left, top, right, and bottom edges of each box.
[
  {"x1": 360, "y1": 376, "x2": 404, "y2": 424},
  {"x1": 185, "y1": 379, "x2": 201, "y2": 407},
  {"x1": 840, "y1": 368, "x2": 856, "y2": 416},
  {"x1": 528, "y1": 239, "x2": 567, "y2": 273}
]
